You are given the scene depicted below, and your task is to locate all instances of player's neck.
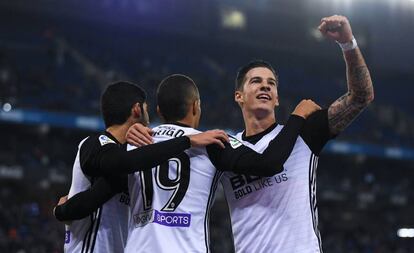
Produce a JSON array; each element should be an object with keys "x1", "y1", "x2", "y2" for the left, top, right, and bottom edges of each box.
[
  {"x1": 106, "y1": 124, "x2": 129, "y2": 144},
  {"x1": 243, "y1": 111, "x2": 276, "y2": 137},
  {"x1": 175, "y1": 115, "x2": 197, "y2": 128}
]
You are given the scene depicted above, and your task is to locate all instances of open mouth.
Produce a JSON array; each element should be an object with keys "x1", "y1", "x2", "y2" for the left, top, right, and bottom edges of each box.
[{"x1": 256, "y1": 94, "x2": 271, "y2": 101}]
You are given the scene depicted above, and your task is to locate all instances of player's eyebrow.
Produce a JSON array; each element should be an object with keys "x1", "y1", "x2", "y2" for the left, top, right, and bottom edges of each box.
[
  {"x1": 267, "y1": 77, "x2": 277, "y2": 83},
  {"x1": 249, "y1": 76, "x2": 263, "y2": 82}
]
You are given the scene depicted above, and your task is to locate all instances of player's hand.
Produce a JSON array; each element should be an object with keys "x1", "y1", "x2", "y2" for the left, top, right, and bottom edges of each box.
[
  {"x1": 292, "y1": 99, "x2": 322, "y2": 119},
  {"x1": 53, "y1": 195, "x2": 72, "y2": 225},
  {"x1": 318, "y1": 15, "x2": 353, "y2": 43},
  {"x1": 126, "y1": 123, "x2": 154, "y2": 147},
  {"x1": 189, "y1": 130, "x2": 229, "y2": 149},
  {"x1": 57, "y1": 195, "x2": 68, "y2": 206}
]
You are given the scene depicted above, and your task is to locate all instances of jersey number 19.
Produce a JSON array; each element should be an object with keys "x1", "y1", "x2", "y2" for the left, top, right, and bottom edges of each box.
[{"x1": 140, "y1": 153, "x2": 190, "y2": 212}]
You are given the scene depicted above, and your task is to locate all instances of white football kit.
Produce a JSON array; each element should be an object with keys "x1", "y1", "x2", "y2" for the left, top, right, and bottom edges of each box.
[
  {"x1": 125, "y1": 124, "x2": 221, "y2": 253},
  {"x1": 221, "y1": 110, "x2": 332, "y2": 253},
  {"x1": 64, "y1": 134, "x2": 130, "y2": 253}
]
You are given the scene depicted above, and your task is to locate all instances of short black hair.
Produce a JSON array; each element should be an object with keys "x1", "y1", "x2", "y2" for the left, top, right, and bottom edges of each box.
[
  {"x1": 101, "y1": 81, "x2": 147, "y2": 128},
  {"x1": 235, "y1": 60, "x2": 278, "y2": 91},
  {"x1": 157, "y1": 74, "x2": 199, "y2": 122}
]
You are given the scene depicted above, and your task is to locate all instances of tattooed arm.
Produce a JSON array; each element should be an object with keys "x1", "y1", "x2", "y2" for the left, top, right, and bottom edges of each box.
[{"x1": 318, "y1": 15, "x2": 374, "y2": 135}]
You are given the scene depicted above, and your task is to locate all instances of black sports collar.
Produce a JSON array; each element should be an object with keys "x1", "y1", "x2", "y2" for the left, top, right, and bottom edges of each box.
[
  {"x1": 104, "y1": 131, "x2": 121, "y2": 145},
  {"x1": 242, "y1": 123, "x2": 278, "y2": 145}
]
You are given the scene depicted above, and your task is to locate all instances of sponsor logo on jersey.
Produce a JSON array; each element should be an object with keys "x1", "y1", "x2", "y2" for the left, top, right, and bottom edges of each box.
[
  {"x1": 154, "y1": 210, "x2": 191, "y2": 227},
  {"x1": 98, "y1": 135, "x2": 116, "y2": 146},
  {"x1": 229, "y1": 173, "x2": 288, "y2": 200},
  {"x1": 119, "y1": 193, "x2": 130, "y2": 206},
  {"x1": 133, "y1": 209, "x2": 191, "y2": 228},
  {"x1": 229, "y1": 136, "x2": 243, "y2": 149},
  {"x1": 134, "y1": 209, "x2": 154, "y2": 227},
  {"x1": 65, "y1": 231, "x2": 70, "y2": 243}
]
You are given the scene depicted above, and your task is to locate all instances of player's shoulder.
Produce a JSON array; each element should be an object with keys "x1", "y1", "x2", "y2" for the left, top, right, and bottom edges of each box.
[
  {"x1": 78, "y1": 132, "x2": 120, "y2": 171},
  {"x1": 80, "y1": 132, "x2": 117, "y2": 152},
  {"x1": 278, "y1": 124, "x2": 306, "y2": 145},
  {"x1": 243, "y1": 124, "x2": 284, "y2": 145},
  {"x1": 228, "y1": 135, "x2": 244, "y2": 149}
]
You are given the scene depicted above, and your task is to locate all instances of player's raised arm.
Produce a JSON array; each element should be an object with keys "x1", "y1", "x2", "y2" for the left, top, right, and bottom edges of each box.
[
  {"x1": 318, "y1": 15, "x2": 374, "y2": 135},
  {"x1": 207, "y1": 100, "x2": 321, "y2": 176}
]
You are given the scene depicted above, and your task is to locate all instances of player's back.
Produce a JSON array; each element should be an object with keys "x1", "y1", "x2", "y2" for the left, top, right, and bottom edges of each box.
[
  {"x1": 126, "y1": 123, "x2": 220, "y2": 253},
  {"x1": 64, "y1": 135, "x2": 130, "y2": 253}
]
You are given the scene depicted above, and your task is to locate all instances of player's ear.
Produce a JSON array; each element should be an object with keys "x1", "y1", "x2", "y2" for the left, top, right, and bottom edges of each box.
[
  {"x1": 274, "y1": 87, "x2": 280, "y2": 107},
  {"x1": 235, "y1": 91, "x2": 243, "y2": 105},
  {"x1": 275, "y1": 95, "x2": 279, "y2": 107},
  {"x1": 192, "y1": 99, "x2": 200, "y2": 116},
  {"x1": 131, "y1": 103, "x2": 142, "y2": 119},
  {"x1": 156, "y1": 105, "x2": 165, "y2": 121}
]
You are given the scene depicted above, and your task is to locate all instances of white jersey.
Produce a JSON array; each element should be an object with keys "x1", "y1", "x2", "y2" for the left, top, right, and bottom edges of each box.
[
  {"x1": 221, "y1": 124, "x2": 323, "y2": 253},
  {"x1": 65, "y1": 135, "x2": 130, "y2": 253},
  {"x1": 125, "y1": 124, "x2": 221, "y2": 253}
]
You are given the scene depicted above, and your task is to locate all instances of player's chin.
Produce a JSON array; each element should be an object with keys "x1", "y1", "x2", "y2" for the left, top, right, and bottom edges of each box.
[
  {"x1": 255, "y1": 100, "x2": 275, "y2": 110},
  {"x1": 251, "y1": 105, "x2": 275, "y2": 116}
]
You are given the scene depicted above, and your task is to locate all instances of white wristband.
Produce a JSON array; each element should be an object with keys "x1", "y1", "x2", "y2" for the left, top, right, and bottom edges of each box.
[{"x1": 337, "y1": 37, "x2": 358, "y2": 52}]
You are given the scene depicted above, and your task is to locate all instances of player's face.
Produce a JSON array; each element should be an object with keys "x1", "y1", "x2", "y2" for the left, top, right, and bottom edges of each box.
[{"x1": 235, "y1": 67, "x2": 279, "y2": 117}]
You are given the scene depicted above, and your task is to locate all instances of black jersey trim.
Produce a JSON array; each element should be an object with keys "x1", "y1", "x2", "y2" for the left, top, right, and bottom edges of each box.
[
  {"x1": 221, "y1": 181, "x2": 236, "y2": 252},
  {"x1": 204, "y1": 171, "x2": 222, "y2": 253},
  {"x1": 80, "y1": 206, "x2": 102, "y2": 253},
  {"x1": 89, "y1": 207, "x2": 103, "y2": 253},
  {"x1": 104, "y1": 131, "x2": 121, "y2": 145},
  {"x1": 165, "y1": 122, "x2": 192, "y2": 128},
  {"x1": 241, "y1": 123, "x2": 278, "y2": 145},
  {"x1": 81, "y1": 209, "x2": 98, "y2": 253},
  {"x1": 308, "y1": 154, "x2": 323, "y2": 253}
]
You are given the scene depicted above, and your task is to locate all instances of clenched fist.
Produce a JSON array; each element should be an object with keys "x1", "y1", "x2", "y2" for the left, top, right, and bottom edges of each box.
[
  {"x1": 292, "y1": 99, "x2": 322, "y2": 119},
  {"x1": 318, "y1": 15, "x2": 353, "y2": 43}
]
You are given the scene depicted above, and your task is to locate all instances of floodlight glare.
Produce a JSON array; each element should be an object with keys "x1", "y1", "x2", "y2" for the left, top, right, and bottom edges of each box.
[
  {"x1": 221, "y1": 9, "x2": 246, "y2": 29},
  {"x1": 2, "y1": 103, "x2": 12, "y2": 112},
  {"x1": 397, "y1": 228, "x2": 414, "y2": 238}
]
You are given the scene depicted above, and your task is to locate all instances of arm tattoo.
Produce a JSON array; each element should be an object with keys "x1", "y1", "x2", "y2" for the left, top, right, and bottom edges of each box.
[{"x1": 328, "y1": 48, "x2": 374, "y2": 135}]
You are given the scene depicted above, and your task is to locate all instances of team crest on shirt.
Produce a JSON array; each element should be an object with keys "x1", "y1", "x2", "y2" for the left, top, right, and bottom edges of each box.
[
  {"x1": 99, "y1": 135, "x2": 116, "y2": 146},
  {"x1": 229, "y1": 136, "x2": 243, "y2": 149}
]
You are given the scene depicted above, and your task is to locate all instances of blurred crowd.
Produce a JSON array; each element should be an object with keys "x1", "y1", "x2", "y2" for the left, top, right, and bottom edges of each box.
[
  {"x1": 0, "y1": 29, "x2": 413, "y2": 147},
  {"x1": 0, "y1": 180, "x2": 63, "y2": 253}
]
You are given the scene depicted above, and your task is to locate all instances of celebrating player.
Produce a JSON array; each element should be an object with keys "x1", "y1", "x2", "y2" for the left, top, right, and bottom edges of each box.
[
  {"x1": 124, "y1": 75, "x2": 321, "y2": 252},
  {"x1": 56, "y1": 74, "x2": 321, "y2": 252},
  {"x1": 57, "y1": 81, "x2": 230, "y2": 253},
  {"x1": 219, "y1": 15, "x2": 374, "y2": 252}
]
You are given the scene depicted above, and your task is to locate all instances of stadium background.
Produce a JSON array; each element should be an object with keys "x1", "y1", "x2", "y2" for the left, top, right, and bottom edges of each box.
[{"x1": 0, "y1": 0, "x2": 413, "y2": 252}]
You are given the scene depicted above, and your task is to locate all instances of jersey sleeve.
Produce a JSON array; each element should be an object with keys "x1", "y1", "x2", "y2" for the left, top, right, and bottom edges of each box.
[
  {"x1": 53, "y1": 176, "x2": 125, "y2": 221},
  {"x1": 80, "y1": 134, "x2": 192, "y2": 177},
  {"x1": 79, "y1": 135, "x2": 119, "y2": 177},
  {"x1": 207, "y1": 114, "x2": 305, "y2": 177},
  {"x1": 300, "y1": 109, "x2": 336, "y2": 155}
]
